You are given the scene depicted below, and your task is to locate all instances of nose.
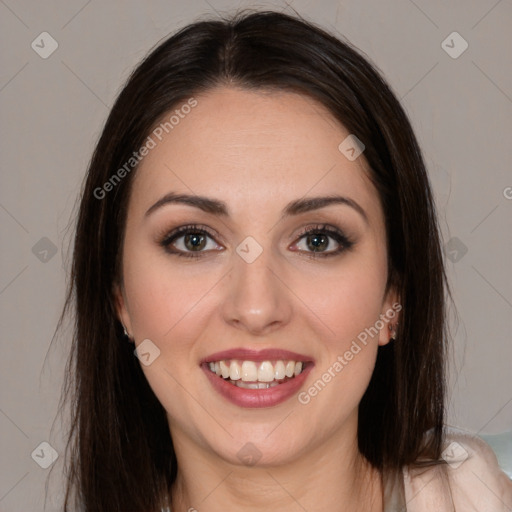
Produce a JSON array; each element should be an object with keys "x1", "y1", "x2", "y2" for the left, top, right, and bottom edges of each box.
[{"x1": 221, "y1": 246, "x2": 293, "y2": 336}]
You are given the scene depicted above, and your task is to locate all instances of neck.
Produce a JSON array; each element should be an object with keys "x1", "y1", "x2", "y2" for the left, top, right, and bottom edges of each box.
[{"x1": 169, "y1": 419, "x2": 383, "y2": 512}]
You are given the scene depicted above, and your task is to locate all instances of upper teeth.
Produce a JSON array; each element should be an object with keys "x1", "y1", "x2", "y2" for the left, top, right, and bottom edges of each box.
[{"x1": 208, "y1": 360, "x2": 304, "y2": 382}]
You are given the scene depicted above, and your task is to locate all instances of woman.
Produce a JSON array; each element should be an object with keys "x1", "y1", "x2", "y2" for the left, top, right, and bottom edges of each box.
[{"x1": 58, "y1": 9, "x2": 512, "y2": 511}]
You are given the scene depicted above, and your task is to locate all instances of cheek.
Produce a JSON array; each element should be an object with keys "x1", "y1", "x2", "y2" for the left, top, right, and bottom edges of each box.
[
  {"x1": 332, "y1": 272, "x2": 385, "y2": 344},
  {"x1": 292, "y1": 249, "x2": 388, "y2": 351},
  {"x1": 123, "y1": 265, "x2": 174, "y2": 339},
  {"x1": 122, "y1": 246, "x2": 212, "y2": 342},
  {"x1": 121, "y1": 249, "x2": 213, "y2": 417},
  {"x1": 295, "y1": 263, "x2": 385, "y2": 421}
]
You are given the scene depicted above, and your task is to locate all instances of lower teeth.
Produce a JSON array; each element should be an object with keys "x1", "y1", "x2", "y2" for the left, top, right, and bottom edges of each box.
[
  {"x1": 223, "y1": 377, "x2": 293, "y2": 389},
  {"x1": 231, "y1": 380, "x2": 280, "y2": 389}
]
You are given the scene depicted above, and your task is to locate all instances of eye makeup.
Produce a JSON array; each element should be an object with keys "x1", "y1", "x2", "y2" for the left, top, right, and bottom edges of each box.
[{"x1": 156, "y1": 222, "x2": 355, "y2": 259}]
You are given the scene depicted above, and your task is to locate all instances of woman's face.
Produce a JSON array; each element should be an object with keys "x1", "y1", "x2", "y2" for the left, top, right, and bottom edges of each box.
[{"x1": 115, "y1": 87, "x2": 398, "y2": 466}]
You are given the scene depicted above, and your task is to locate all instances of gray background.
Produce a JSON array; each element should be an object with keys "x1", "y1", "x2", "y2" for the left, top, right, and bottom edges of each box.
[{"x1": 1, "y1": 0, "x2": 511, "y2": 510}]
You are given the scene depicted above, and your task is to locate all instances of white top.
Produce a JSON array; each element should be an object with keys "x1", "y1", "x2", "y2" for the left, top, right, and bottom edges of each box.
[
  {"x1": 162, "y1": 427, "x2": 512, "y2": 511},
  {"x1": 383, "y1": 427, "x2": 512, "y2": 511}
]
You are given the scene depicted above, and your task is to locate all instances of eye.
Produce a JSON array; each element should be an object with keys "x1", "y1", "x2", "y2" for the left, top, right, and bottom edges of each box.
[
  {"x1": 159, "y1": 223, "x2": 354, "y2": 259},
  {"x1": 159, "y1": 224, "x2": 223, "y2": 258},
  {"x1": 291, "y1": 224, "x2": 354, "y2": 258}
]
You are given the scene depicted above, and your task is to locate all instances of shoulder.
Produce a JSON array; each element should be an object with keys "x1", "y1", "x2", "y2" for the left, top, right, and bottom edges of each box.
[{"x1": 403, "y1": 426, "x2": 512, "y2": 512}]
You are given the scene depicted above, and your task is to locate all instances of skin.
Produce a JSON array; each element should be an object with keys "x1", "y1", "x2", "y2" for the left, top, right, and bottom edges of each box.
[{"x1": 115, "y1": 87, "x2": 400, "y2": 512}]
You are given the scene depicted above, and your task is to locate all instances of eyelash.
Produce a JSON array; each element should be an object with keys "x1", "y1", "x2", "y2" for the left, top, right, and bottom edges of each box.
[{"x1": 158, "y1": 223, "x2": 354, "y2": 259}]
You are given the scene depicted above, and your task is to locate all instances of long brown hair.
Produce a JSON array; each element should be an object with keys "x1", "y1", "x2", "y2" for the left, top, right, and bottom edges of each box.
[{"x1": 56, "y1": 8, "x2": 451, "y2": 511}]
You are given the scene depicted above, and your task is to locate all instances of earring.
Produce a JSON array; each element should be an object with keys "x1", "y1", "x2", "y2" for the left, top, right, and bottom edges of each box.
[
  {"x1": 389, "y1": 322, "x2": 399, "y2": 341},
  {"x1": 122, "y1": 323, "x2": 133, "y2": 342}
]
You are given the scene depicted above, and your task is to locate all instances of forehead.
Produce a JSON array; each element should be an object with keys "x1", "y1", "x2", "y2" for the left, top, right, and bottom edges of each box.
[{"x1": 130, "y1": 87, "x2": 380, "y2": 222}]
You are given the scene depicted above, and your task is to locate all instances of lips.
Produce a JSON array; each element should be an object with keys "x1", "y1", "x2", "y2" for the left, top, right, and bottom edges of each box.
[
  {"x1": 201, "y1": 348, "x2": 314, "y2": 408},
  {"x1": 201, "y1": 348, "x2": 313, "y2": 364}
]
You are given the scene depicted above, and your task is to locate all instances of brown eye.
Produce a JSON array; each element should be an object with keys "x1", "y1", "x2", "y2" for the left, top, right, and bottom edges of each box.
[
  {"x1": 183, "y1": 233, "x2": 207, "y2": 251},
  {"x1": 305, "y1": 233, "x2": 330, "y2": 252},
  {"x1": 292, "y1": 224, "x2": 354, "y2": 258},
  {"x1": 160, "y1": 224, "x2": 222, "y2": 258}
]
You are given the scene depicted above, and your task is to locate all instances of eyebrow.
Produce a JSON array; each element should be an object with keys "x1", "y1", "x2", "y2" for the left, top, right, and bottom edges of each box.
[{"x1": 145, "y1": 192, "x2": 369, "y2": 224}]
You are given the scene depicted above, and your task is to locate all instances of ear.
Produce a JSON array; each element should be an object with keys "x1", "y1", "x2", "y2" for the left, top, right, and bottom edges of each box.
[
  {"x1": 378, "y1": 284, "x2": 401, "y2": 347},
  {"x1": 113, "y1": 281, "x2": 133, "y2": 336}
]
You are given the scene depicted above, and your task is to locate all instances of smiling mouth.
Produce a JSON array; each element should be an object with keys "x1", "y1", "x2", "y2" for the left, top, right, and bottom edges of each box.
[{"x1": 206, "y1": 359, "x2": 311, "y2": 389}]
